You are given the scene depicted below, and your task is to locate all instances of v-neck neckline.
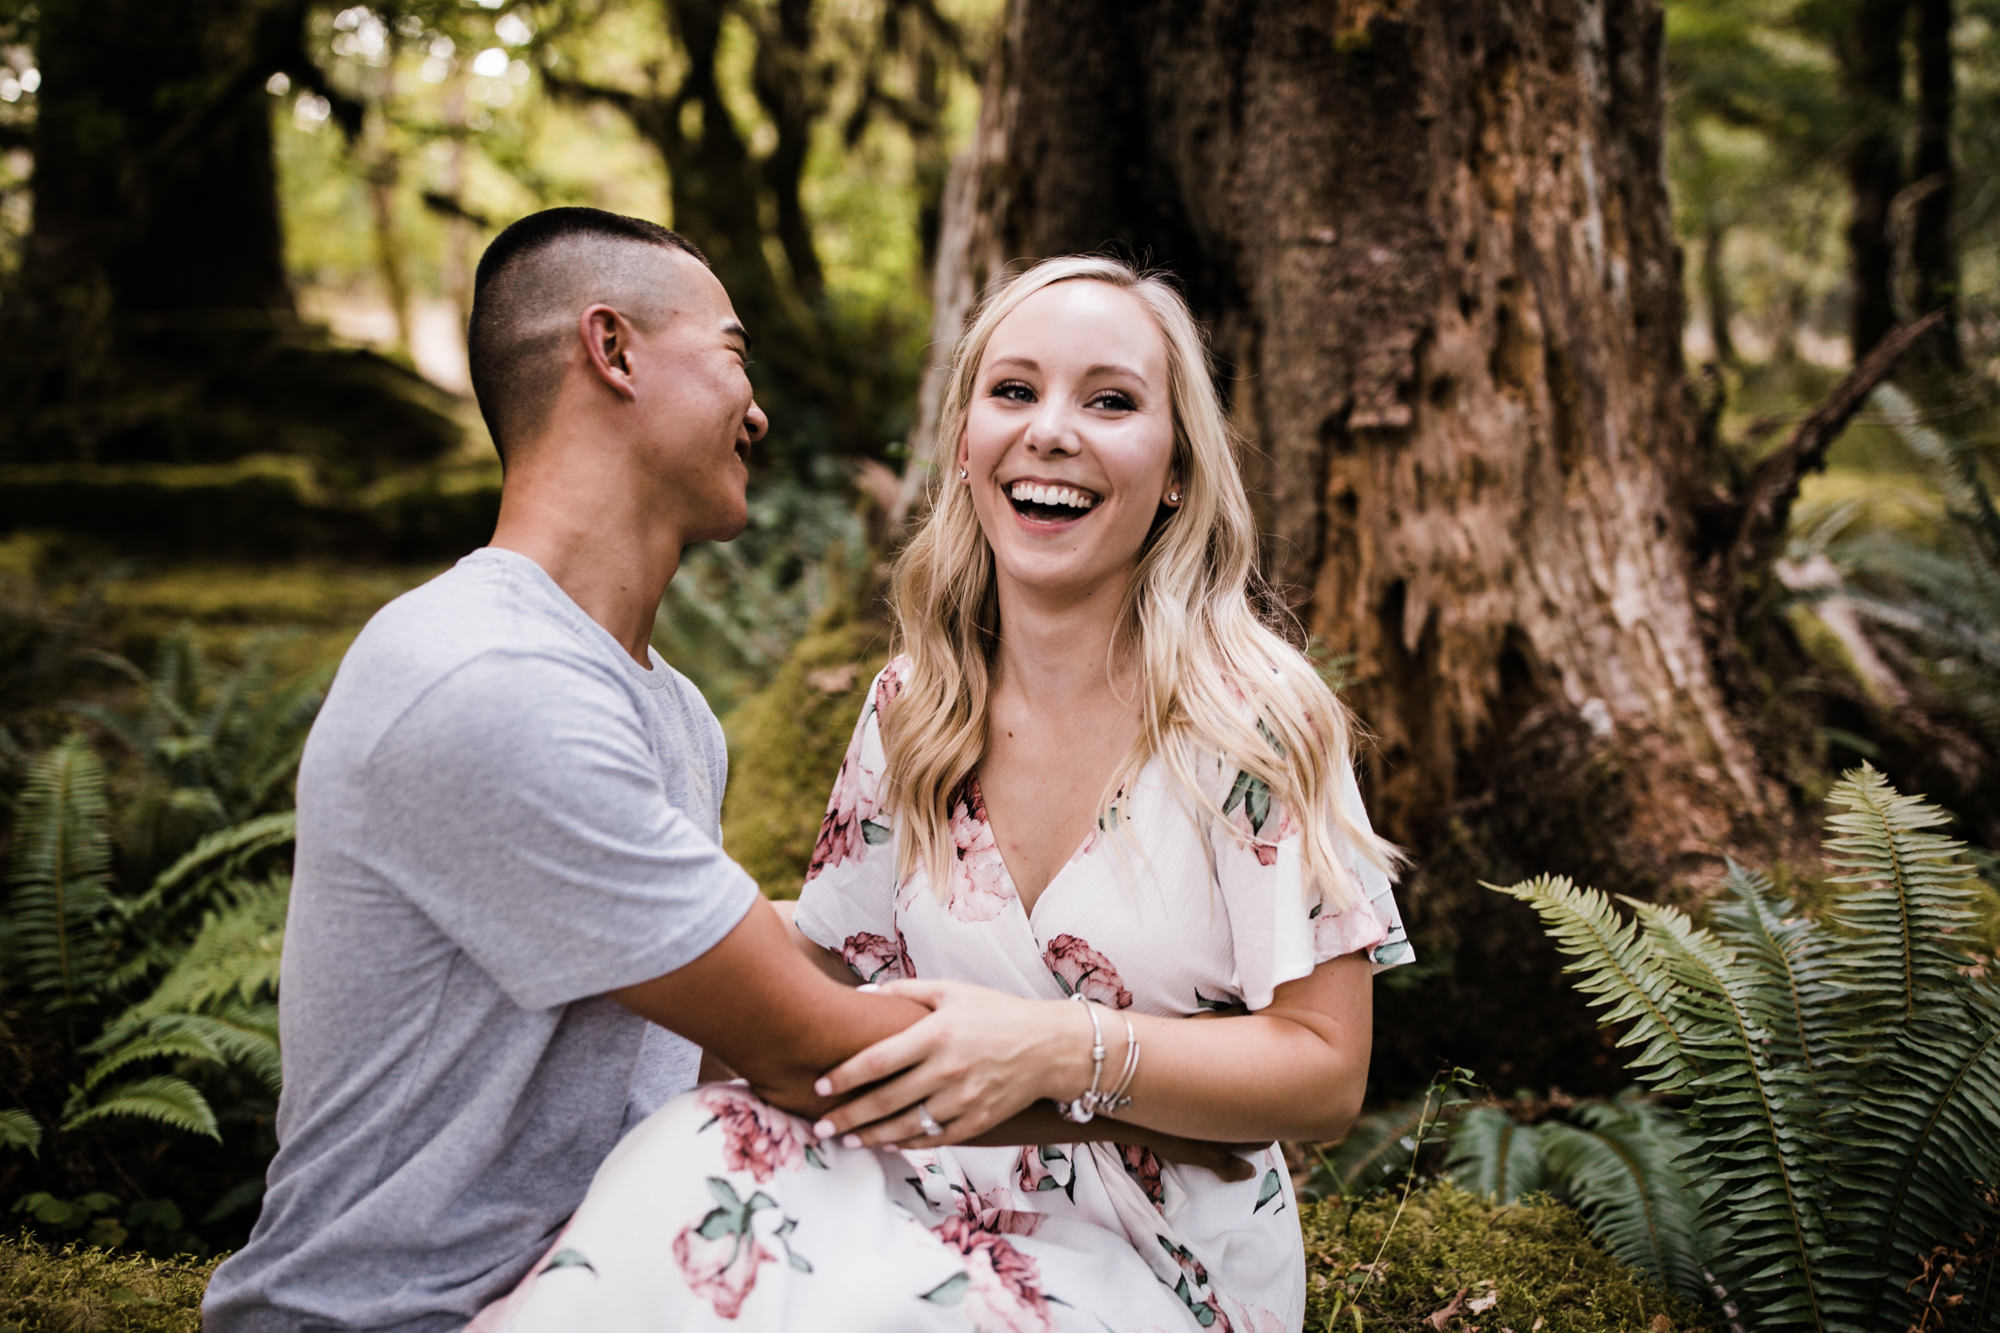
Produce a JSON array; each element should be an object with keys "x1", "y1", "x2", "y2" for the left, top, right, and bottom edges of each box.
[{"x1": 967, "y1": 763, "x2": 1136, "y2": 926}]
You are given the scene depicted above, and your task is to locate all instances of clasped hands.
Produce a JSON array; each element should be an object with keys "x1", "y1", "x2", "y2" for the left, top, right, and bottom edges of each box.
[{"x1": 805, "y1": 977, "x2": 1259, "y2": 1182}]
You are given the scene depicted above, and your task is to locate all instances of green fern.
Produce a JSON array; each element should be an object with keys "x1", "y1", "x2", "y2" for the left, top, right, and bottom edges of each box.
[
  {"x1": 62, "y1": 1074, "x2": 220, "y2": 1141},
  {"x1": 0, "y1": 1107, "x2": 41, "y2": 1157},
  {"x1": 1493, "y1": 766, "x2": 2000, "y2": 1331},
  {"x1": 1536, "y1": 1096, "x2": 1706, "y2": 1298},
  {"x1": 1443, "y1": 1106, "x2": 1546, "y2": 1202},
  {"x1": 5, "y1": 734, "x2": 116, "y2": 1012}
]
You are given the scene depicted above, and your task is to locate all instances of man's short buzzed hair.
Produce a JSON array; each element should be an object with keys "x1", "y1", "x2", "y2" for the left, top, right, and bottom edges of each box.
[{"x1": 467, "y1": 207, "x2": 707, "y2": 461}]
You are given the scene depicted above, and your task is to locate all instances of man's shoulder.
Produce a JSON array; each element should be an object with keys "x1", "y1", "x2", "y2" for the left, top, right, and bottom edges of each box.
[{"x1": 318, "y1": 553, "x2": 627, "y2": 756}]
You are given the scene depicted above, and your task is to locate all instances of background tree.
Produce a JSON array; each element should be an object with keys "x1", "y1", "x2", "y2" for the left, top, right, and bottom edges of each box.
[
  {"x1": 0, "y1": 0, "x2": 460, "y2": 473},
  {"x1": 919, "y1": 0, "x2": 1818, "y2": 1086}
]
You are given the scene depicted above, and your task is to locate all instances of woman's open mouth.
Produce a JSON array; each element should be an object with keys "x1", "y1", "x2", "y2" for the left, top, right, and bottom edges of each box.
[{"x1": 1006, "y1": 480, "x2": 1100, "y2": 523}]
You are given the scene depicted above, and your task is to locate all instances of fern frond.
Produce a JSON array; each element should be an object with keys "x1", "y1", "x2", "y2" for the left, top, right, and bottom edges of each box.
[
  {"x1": 63, "y1": 1075, "x2": 220, "y2": 1141},
  {"x1": 1488, "y1": 877, "x2": 1708, "y2": 1091},
  {"x1": 1706, "y1": 862, "x2": 1828, "y2": 1080},
  {"x1": 1822, "y1": 764, "x2": 1984, "y2": 1024},
  {"x1": 6, "y1": 734, "x2": 116, "y2": 1011},
  {"x1": 80, "y1": 1026, "x2": 225, "y2": 1091},
  {"x1": 1539, "y1": 1095, "x2": 1707, "y2": 1299},
  {"x1": 1444, "y1": 1106, "x2": 1546, "y2": 1203},
  {"x1": 0, "y1": 1108, "x2": 41, "y2": 1156},
  {"x1": 122, "y1": 876, "x2": 289, "y2": 1020},
  {"x1": 133, "y1": 811, "x2": 295, "y2": 919},
  {"x1": 1622, "y1": 898, "x2": 1831, "y2": 1326}
]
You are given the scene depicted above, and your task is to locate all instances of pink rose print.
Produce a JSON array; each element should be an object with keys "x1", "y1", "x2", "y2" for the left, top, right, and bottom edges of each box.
[
  {"x1": 943, "y1": 778, "x2": 1013, "y2": 922},
  {"x1": 696, "y1": 1085, "x2": 811, "y2": 1183},
  {"x1": 1120, "y1": 1143, "x2": 1166, "y2": 1206},
  {"x1": 954, "y1": 1180, "x2": 1045, "y2": 1238},
  {"x1": 875, "y1": 657, "x2": 907, "y2": 712},
  {"x1": 806, "y1": 741, "x2": 891, "y2": 880},
  {"x1": 1043, "y1": 934, "x2": 1133, "y2": 1009},
  {"x1": 672, "y1": 1225, "x2": 774, "y2": 1320},
  {"x1": 1309, "y1": 895, "x2": 1389, "y2": 960},
  {"x1": 922, "y1": 1215, "x2": 1054, "y2": 1333},
  {"x1": 840, "y1": 929, "x2": 914, "y2": 983},
  {"x1": 1014, "y1": 1143, "x2": 1076, "y2": 1201}
]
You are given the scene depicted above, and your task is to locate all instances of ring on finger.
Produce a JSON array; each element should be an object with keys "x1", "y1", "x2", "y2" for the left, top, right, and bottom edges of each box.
[{"x1": 915, "y1": 1101, "x2": 944, "y2": 1138}]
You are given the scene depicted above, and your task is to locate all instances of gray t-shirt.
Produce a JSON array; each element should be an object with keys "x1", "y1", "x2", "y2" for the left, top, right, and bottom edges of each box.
[{"x1": 203, "y1": 548, "x2": 761, "y2": 1333}]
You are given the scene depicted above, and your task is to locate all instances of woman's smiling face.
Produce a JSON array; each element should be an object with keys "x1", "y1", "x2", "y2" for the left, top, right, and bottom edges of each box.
[{"x1": 959, "y1": 279, "x2": 1180, "y2": 608}]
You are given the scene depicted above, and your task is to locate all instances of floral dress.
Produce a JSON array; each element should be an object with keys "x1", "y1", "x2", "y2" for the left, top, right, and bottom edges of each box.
[{"x1": 472, "y1": 660, "x2": 1410, "y2": 1333}]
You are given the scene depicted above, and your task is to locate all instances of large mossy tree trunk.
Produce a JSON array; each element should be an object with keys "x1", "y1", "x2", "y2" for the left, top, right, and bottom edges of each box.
[
  {"x1": 919, "y1": 0, "x2": 1782, "y2": 1089},
  {"x1": 3, "y1": 0, "x2": 458, "y2": 475}
]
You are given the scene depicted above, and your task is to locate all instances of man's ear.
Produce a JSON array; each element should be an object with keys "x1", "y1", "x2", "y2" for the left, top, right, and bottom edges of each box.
[{"x1": 580, "y1": 304, "x2": 638, "y2": 402}]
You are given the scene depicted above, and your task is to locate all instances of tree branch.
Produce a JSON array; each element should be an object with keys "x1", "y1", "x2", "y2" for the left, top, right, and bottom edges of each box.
[{"x1": 1723, "y1": 309, "x2": 1946, "y2": 595}]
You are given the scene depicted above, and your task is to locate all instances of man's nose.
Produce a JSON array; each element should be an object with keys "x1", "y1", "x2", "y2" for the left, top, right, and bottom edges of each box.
[{"x1": 744, "y1": 400, "x2": 769, "y2": 443}]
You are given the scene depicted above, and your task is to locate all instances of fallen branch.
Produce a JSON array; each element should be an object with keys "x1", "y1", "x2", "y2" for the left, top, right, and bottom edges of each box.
[{"x1": 1724, "y1": 309, "x2": 1946, "y2": 596}]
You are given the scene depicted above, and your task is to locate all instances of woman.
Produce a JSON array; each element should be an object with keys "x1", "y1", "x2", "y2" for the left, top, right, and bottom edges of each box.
[{"x1": 477, "y1": 257, "x2": 1411, "y2": 1332}]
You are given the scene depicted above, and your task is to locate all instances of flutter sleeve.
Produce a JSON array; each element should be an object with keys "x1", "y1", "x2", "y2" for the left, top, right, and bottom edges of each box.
[
  {"x1": 790, "y1": 659, "x2": 914, "y2": 984},
  {"x1": 1207, "y1": 757, "x2": 1413, "y2": 1012}
]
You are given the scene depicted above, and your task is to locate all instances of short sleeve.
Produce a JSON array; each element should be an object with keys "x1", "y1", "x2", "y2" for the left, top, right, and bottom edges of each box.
[
  {"x1": 364, "y1": 650, "x2": 761, "y2": 1011},
  {"x1": 791, "y1": 661, "x2": 912, "y2": 983},
  {"x1": 1208, "y1": 757, "x2": 1412, "y2": 1011}
]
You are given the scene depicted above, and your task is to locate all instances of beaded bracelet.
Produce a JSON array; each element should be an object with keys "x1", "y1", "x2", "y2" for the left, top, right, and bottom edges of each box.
[{"x1": 1055, "y1": 994, "x2": 1107, "y2": 1123}]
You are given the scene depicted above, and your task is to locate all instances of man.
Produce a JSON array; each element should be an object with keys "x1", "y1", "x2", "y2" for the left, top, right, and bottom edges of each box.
[{"x1": 203, "y1": 208, "x2": 930, "y2": 1332}]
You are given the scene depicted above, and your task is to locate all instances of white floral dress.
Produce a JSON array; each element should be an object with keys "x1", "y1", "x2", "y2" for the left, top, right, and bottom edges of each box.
[{"x1": 472, "y1": 660, "x2": 1410, "y2": 1333}]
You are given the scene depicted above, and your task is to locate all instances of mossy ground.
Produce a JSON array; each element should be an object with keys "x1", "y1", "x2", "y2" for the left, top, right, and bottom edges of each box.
[
  {"x1": 0, "y1": 1238, "x2": 214, "y2": 1333},
  {"x1": 1302, "y1": 1182, "x2": 1718, "y2": 1331},
  {"x1": 3, "y1": 1183, "x2": 1716, "y2": 1331}
]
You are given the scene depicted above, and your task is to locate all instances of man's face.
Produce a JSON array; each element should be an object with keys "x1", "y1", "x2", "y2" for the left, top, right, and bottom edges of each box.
[{"x1": 630, "y1": 250, "x2": 769, "y2": 545}]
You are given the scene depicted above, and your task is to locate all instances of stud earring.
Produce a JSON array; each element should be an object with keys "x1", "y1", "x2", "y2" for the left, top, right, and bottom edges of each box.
[
  {"x1": 958, "y1": 466, "x2": 968, "y2": 481},
  {"x1": 1167, "y1": 489, "x2": 1181, "y2": 504}
]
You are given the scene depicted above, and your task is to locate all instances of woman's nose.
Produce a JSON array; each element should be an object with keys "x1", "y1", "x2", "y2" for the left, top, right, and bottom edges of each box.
[{"x1": 1023, "y1": 402, "x2": 1078, "y2": 454}]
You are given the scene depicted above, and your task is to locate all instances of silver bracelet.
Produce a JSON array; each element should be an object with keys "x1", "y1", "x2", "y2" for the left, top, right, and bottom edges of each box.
[
  {"x1": 1055, "y1": 994, "x2": 1106, "y2": 1123},
  {"x1": 1100, "y1": 1010, "x2": 1140, "y2": 1114}
]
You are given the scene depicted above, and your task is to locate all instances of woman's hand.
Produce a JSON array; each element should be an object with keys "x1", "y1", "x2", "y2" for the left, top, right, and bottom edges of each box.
[{"x1": 810, "y1": 978, "x2": 1095, "y2": 1147}]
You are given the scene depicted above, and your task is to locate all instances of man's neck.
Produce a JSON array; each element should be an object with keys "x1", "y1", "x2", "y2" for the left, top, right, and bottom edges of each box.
[{"x1": 489, "y1": 459, "x2": 683, "y2": 667}]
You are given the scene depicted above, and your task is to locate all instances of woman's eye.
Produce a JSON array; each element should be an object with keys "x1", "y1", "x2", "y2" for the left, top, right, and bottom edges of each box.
[
  {"x1": 1091, "y1": 390, "x2": 1137, "y2": 411},
  {"x1": 990, "y1": 380, "x2": 1035, "y2": 402}
]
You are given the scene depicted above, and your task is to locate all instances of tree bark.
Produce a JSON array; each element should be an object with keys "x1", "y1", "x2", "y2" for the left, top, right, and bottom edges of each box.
[
  {"x1": 1838, "y1": 0, "x2": 1907, "y2": 359},
  {"x1": 923, "y1": 0, "x2": 1783, "y2": 1088},
  {"x1": 24, "y1": 0, "x2": 293, "y2": 331},
  {"x1": 1910, "y1": 0, "x2": 1959, "y2": 367}
]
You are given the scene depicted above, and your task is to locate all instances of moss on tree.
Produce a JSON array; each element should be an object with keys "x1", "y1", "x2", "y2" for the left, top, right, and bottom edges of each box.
[{"x1": 719, "y1": 615, "x2": 889, "y2": 899}]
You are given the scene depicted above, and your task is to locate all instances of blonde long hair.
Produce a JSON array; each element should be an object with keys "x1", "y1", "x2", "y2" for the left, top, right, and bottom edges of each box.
[{"x1": 883, "y1": 255, "x2": 1397, "y2": 908}]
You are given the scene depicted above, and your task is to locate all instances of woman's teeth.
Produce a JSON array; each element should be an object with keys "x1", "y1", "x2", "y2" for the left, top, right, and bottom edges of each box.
[{"x1": 1007, "y1": 481, "x2": 1098, "y2": 512}]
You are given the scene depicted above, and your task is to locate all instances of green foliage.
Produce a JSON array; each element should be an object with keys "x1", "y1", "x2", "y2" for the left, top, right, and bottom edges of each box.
[
  {"x1": 0, "y1": 1115, "x2": 39, "y2": 1160},
  {"x1": 0, "y1": 1234, "x2": 214, "y2": 1332},
  {"x1": 1815, "y1": 384, "x2": 2000, "y2": 751},
  {"x1": 6, "y1": 736, "x2": 115, "y2": 1014},
  {"x1": 1493, "y1": 766, "x2": 2000, "y2": 1331},
  {"x1": 1301, "y1": 1180, "x2": 1717, "y2": 1332},
  {"x1": 0, "y1": 625, "x2": 313, "y2": 1253}
]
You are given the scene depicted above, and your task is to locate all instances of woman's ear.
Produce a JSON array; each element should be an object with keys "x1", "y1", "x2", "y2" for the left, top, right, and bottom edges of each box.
[{"x1": 956, "y1": 434, "x2": 971, "y2": 483}]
